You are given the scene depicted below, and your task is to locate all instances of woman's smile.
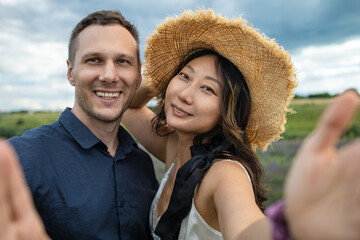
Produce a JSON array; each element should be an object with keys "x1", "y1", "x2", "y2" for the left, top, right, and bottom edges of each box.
[{"x1": 172, "y1": 104, "x2": 192, "y2": 117}]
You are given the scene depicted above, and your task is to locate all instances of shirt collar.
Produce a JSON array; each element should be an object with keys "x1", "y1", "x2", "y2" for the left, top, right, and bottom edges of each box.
[
  {"x1": 59, "y1": 108, "x2": 138, "y2": 155},
  {"x1": 59, "y1": 108, "x2": 101, "y2": 149}
]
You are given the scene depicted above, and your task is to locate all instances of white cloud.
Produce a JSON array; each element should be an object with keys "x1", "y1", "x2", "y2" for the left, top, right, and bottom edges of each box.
[
  {"x1": 0, "y1": 30, "x2": 71, "y2": 112},
  {"x1": 0, "y1": 82, "x2": 74, "y2": 112},
  {"x1": 293, "y1": 38, "x2": 360, "y2": 95},
  {"x1": 1, "y1": 0, "x2": 50, "y2": 11},
  {"x1": 1, "y1": 0, "x2": 27, "y2": 5},
  {"x1": 1, "y1": 0, "x2": 359, "y2": 111},
  {"x1": 0, "y1": 31, "x2": 67, "y2": 79}
]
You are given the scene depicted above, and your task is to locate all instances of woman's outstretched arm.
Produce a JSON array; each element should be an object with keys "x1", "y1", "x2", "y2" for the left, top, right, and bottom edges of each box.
[{"x1": 209, "y1": 90, "x2": 360, "y2": 240}]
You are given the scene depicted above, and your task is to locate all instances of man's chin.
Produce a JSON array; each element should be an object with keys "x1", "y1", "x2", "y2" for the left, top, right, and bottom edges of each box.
[
  {"x1": 95, "y1": 113, "x2": 123, "y2": 123},
  {"x1": 86, "y1": 107, "x2": 122, "y2": 122}
]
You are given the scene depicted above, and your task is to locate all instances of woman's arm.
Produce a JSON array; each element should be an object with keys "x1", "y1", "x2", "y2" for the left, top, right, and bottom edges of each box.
[
  {"x1": 122, "y1": 82, "x2": 173, "y2": 162},
  {"x1": 212, "y1": 90, "x2": 360, "y2": 240},
  {"x1": 196, "y1": 160, "x2": 272, "y2": 240},
  {"x1": 128, "y1": 81, "x2": 154, "y2": 109}
]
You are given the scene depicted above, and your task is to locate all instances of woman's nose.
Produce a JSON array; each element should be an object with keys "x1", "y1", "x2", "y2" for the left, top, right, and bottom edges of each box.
[{"x1": 177, "y1": 84, "x2": 194, "y2": 105}]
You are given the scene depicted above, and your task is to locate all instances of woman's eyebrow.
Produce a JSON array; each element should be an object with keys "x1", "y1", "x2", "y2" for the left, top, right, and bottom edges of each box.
[{"x1": 186, "y1": 64, "x2": 220, "y2": 85}]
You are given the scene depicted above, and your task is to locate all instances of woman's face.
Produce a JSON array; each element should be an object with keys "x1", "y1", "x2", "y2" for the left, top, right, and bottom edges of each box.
[{"x1": 165, "y1": 54, "x2": 222, "y2": 138}]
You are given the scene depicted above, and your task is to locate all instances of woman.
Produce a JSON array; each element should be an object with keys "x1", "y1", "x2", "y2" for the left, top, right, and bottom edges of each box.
[
  {"x1": 122, "y1": 9, "x2": 296, "y2": 239},
  {"x1": 123, "y1": 9, "x2": 360, "y2": 240}
]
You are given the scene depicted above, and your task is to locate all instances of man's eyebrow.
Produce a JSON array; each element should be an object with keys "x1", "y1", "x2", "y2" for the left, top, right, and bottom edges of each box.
[
  {"x1": 81, "y1": 52, "x2": 101, "y2": 59},
  {"x1": 81, "y1": 52, "x2": 136, "y2": 62},
  {"x1": 115, "y1": 53, "x2": 136, "y2": 62}
]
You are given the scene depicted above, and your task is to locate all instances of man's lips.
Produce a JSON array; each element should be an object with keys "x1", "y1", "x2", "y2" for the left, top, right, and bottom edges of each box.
[{"x1": 95, "y1": 91, "x2": 121, "y2": 100}]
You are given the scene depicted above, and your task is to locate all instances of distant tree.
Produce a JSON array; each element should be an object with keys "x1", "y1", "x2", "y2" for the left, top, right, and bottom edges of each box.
[
  {"x1": 308, "y1": 92, "x2": 333, "y2": 98},
  {"x1": 10, "y1": 110, "x2": 29, "y2": 114},
  {"x1": 294, "y1": 94, "x2": 305, "y2": 99}
]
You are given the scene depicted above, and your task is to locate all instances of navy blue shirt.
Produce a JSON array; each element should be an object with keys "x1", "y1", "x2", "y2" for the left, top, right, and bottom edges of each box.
[{"x1": 9, "y1": 108, "x2": 159, "y2": 240}]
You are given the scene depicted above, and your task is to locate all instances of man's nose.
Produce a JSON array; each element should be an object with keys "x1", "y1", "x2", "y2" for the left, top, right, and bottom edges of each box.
[{"x1": 99, "y1": 62, "x2": 118, "y2": 82}]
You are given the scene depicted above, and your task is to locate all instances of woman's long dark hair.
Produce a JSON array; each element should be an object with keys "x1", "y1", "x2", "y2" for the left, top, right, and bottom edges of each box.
[{"x1": 152, "y1": 49, "x2": 267, "y2": 210}]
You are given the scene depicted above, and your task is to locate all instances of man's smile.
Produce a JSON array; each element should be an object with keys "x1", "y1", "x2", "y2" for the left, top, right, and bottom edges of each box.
[{"x1": 95, "y1": 91, "x2": 121, "y2": 99}]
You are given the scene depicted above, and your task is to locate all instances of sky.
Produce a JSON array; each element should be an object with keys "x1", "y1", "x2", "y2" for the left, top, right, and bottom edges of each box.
[{"x1": 0, "y1": 0, "x2": 359, "y2": 112}]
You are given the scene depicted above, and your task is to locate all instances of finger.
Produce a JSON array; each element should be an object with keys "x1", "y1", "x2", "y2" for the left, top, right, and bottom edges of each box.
[
  {"x1": 0, "y1": 140, "x2": 50, "y2": 240},
  {"x1": 0, "y1": 141, "x2": 19, "y2": 239},
  {"x1": 0, "y1": 140, "x2": 49, "y2": 240},
  {"x1": 5, "y1": 143, "x2": 39, "y2": 225},
  {"x1": 0, "y1": 141, "x2": 16, "y2": 224},
  {"x1": 310, "y1": 90, "x2": 359, "y2": 151}
]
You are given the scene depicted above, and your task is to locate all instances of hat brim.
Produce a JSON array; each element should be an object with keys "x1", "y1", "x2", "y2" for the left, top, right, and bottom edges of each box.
[{"x1": 144, "y1": 9, "x2": 297, "y2": 150}]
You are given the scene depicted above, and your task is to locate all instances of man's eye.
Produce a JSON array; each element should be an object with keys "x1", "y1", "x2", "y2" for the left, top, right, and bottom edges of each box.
[
  {"x1": 117, "y1": 59, "x2": 130, "y2": 64},
  {"x1": 87, "y1": 58, "x2": 99, "y2": 63}
]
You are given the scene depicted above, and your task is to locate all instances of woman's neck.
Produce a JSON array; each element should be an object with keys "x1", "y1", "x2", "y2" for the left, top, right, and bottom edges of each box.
[{"x1": 175, "y1": 134, "x2": 194, "y2": 168}]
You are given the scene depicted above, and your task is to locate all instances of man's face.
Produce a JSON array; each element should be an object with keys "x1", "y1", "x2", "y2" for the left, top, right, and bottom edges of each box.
[{"x1": 67, "y1": 24, "x2": 141, "y2": 124}]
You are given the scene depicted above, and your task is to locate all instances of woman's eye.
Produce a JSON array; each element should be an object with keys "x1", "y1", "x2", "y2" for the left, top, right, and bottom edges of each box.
[
  {"x1": 202, "y1": 86, "x2": 215, "y2": 94},
  {"x1": 179, "y1": 72, "x2": 189, "y2": 79}
]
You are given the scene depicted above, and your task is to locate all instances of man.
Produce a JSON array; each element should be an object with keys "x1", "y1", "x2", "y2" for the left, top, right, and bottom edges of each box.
[{"x1": 7, "y1": 10, "x2": 158, "y2": 239}]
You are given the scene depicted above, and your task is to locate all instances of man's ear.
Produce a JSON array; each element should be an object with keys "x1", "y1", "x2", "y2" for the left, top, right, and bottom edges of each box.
[
  {"x1": 67, "y1": 60, "x2": 75, "y2": 86},
  {"x1": 136, "y1": 64, "x2": 143, "y2": 90}
]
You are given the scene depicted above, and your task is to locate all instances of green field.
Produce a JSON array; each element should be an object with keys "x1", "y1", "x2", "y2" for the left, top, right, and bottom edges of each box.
[
  {"x1": 2, "y1": 98, "x2": 359, "y2": 140},
  {"x1": 0, "y1": 111, "x2": 61, "y2": 138},
  {"x1": 285, "y1": 98, "x2": 360, "y2": 139},
  {"x1": 1, "y1": 98, "x2": 359, "y2": 206}
]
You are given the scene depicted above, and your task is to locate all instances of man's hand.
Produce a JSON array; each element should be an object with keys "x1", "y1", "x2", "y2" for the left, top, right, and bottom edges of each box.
[{"x1": 0, "y1": 140, "x2": 50, "y2": 240}]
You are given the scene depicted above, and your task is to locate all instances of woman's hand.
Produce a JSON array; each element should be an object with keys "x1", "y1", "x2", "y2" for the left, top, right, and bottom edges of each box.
[
  {"x1": 0, "y1": 140, "x2": 50, "y2": 240},
  {"x1": 285, "y1": 90, "x2": 360, "y2": 240}
]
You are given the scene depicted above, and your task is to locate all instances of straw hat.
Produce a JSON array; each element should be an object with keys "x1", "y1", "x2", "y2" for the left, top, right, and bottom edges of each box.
[{"x1": 144, "y1": 9, "x2": 297, "y2": 150}]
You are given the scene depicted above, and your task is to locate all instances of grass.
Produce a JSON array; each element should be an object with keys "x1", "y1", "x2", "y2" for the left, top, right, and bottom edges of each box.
[
  {"x1": 1, "y1": 97, "x2": 359, "y2": 206},
  {"x1": 284, "y1": 98, "x2": 360, "y2": 140},
  {"x1": 0, "y1": 111, "x2": 60, "y2": 138},
  {"x1": 2, "y1": 98, "x2": 359, "y2": 140}
]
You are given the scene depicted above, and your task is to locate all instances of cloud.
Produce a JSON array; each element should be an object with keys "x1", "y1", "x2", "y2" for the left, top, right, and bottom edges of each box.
[
  {"x1": 0, "y1": 21, "x2": 72, "y2": 112},
  {"x1": 206, "y1": 0, "x2": 360, "y2": 51},
  {"x1": 0, "y1": 0, "x2": 359, "y2": 111},
  {"x1": 1, "y1": 80, "x2": 74, "y2": 112},
  {"x1": 0, "y1": 32, "x2": 67, "y2": 78},
  {"x1": 293, "y1": 38, "x2": 360, "y2": 95}
]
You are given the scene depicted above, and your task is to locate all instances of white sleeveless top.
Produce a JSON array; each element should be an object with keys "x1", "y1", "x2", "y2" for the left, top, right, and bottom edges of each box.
[{"x1": 149, "y1": 160, "x2": 252, "y2": 240}]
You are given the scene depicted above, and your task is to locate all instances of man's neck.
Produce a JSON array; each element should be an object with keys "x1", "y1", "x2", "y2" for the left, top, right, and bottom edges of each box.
[{"x1": 71, "y1": 108, "x2": 121, "y2": 157}]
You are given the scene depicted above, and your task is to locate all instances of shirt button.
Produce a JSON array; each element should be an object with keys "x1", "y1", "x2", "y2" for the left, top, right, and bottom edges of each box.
[{"x1": 117, "y1": 200, "x2": 124, "y2": 208}]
